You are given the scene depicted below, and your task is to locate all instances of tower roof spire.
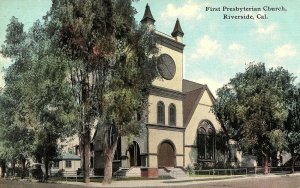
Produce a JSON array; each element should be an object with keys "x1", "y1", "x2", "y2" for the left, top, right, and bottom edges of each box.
[
  {"x1": 141, "y1": 3, "x2": 155, "y2": 25},
  {"x1": 171, "y1": 18, "x2": 184, "y2": 37}
]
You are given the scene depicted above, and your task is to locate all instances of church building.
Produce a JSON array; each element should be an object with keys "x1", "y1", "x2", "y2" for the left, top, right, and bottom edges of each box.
[{"x1": 93, "y1": 4, "x2": 225, "y2": 177}]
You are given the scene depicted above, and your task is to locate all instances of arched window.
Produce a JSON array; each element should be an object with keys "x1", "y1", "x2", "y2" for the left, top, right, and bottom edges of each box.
[
  {"x1": 169, "y1": 104, "x2": 176, "y2": 126},
  {"x1": 197, "y1": 121, "x2": 215, "y2": 161},
  {"x1": 157, "y1": 101, "x2": 165, "y2": 124}
]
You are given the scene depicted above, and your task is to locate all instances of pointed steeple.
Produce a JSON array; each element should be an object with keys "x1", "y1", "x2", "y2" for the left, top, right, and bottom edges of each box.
[
  {"x1": 141, "y1": 3, "x2": 155, "y2": 25},
  {"x1": 171, "y1": 18, "x2": 184, "y2": 38}
]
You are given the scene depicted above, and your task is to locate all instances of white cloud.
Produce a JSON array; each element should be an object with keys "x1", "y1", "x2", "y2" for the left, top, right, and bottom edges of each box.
[
  {"x1": 265, "y1": 44, "x2": 297, "y2": 62},
  {"x1": 187, "y1": 35, "x2": 255, "y2": 69},
  {"x1": 273, "y1": 44, "x2": 297, "y2": 58},
  {"x1": 222, "y1": 42, "x2": 253, "y2": 66},
  {"x1": 161, "y1": 0, "x2": 203, "y2": 21},
  {"x1": 228, "y1": 43, "x2": 245, "y2": 51},
  {"x1": 190, "y1": 35, "x2": 220, "y2": 59},
  {"x1": 256, "y1": 23, "x2": 277, "y2": 35},
  {"x1": 189, "y1": 39, "x2": 252, "y2": 68},
  {"x1": 187, "y1": 74, "x2": 225, "y2": 97},
  {"x1": 252, "y1": 22, "x2": 278, "y2": 39}
]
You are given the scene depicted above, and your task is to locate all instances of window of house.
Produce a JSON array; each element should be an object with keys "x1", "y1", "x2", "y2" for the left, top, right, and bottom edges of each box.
[
  {"x1": 65, "y1": 160, "x2": 72, "y2": 168},
  {"x1": 197, "y1": 121, "x2": 215, "y2": 161},
  {"x1": 75, "y1": 145, "x2": 79, "y2": 155},
  {"x1": 169, "y1": 104, "x2": 176, "y2": 126},
  {"x1": 157, "y1": 101, "x2": 165, "y2": 124},
  {"x1": 53, "y1": 161, "x2": 59, "y2": 168}
]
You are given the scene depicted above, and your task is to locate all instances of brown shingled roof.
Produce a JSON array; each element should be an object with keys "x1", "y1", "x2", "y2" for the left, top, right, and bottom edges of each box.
[
  {"x1": 183, "y1": 87, "x2": 204, "y2": 126},
  {"x1": 183, "y1": 79, "x2": 205, "y2": 93},
  {"x1": 182, "y1": 79, "x2": 215, "y2": 127}
]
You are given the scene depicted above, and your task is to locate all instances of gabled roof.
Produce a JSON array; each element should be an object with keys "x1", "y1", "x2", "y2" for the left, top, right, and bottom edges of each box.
[
  {"x1": 183, "y1": 79, "x2": 205, "y2": 93},
  {"x1": 182, "y1": 79, "x2": 215, "y2": 127},
  {"x1": 141, "y1": 3, "x2": 155, "y2": 24},
  {"x1": 171, "y1": 18, "x2": 184, "y2": 37}
]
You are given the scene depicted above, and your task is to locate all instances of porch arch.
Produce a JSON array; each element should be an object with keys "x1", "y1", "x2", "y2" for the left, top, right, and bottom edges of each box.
[{"x1": 127, "y1": 141, "x2": 141, "y2": 166}]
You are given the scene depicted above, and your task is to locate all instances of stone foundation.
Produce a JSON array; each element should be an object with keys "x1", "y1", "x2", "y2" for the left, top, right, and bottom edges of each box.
[{"x1": 141, "y1": 167, "x2": 158, "y2": 178}]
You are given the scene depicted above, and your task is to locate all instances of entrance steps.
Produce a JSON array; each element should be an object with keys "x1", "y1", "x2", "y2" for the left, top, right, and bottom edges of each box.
[
  {"x1": 159, "y1": 167, "x2": 187, "y2": 178},
  {"x1": 113, "y1": 167, "x2": 141, "y2": 178},
  {"x1": 113, "y1": 168, "x2": 129, "y2": 178},
  {"x1": 126, "y1": 167, "x2": 142, "y2": 177},
  {"x1": 114, "y1": 167, "x2": 187, "y2": 178}
]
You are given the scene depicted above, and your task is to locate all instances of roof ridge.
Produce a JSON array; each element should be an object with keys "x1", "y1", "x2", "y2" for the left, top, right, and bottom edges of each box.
[{"x1": 183, "y1": 79, "x2": 206, "y2": 86}]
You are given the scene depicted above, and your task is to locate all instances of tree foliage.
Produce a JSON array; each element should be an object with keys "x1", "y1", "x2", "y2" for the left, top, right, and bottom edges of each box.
[
  {"x1": 285, "y1": 84, "x2": 300, "y2": 173},
  {"x1": 45, "y1": 0, "x2": 158, "y2": 184},
  {"x1": 0, "y1": 18, "x2": 36, "y2": 176},
  {"x1": 213, "y1": 63, "x2": 295, "y2": 174},
  {"x1": 0, "y1": 16, "x2": 77, "y2": 178},
  {"x1": 1, "y1": 0, "x2": 158, "y2": 183}
]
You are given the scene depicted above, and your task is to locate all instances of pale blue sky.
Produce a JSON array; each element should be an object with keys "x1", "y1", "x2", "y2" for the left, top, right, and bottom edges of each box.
[{"x1": 1, "y1": 0, "x2": 300, "y2": 94}]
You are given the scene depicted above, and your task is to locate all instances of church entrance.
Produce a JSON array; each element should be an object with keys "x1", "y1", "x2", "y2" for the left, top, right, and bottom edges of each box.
[
  {"x1": 128, "y1": 141, "x2": 141, "y2": 166},
  {"x1": 158, "y1": 141, "x2": 176, "y2": 167}
]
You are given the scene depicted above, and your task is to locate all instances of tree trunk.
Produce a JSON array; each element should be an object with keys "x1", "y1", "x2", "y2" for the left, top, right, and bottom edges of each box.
[
  {"x1": 102, "y1": 136, "x2": 119, "y2": 185},
  {"x1": 291, "y1": 157, "x2": 295, "y2": 174},
  {"x1": 82, "y1": 128, "x2": 91, "y2": 183},
  {"x1": 12, "y1": 161, "x2": 15, "y2": 177},
  {"x1": 21, "y1": 158, "x2": 26, "y2": 179},
  {"x1": 0, "y1": 161, "x2": 6, "y2": 177},
  {"x1": 291, "y1": 154, "x2": 298, "y2": 174},
  {"x1": 263, "y1": 154, "x2": 269, "y2": 174},
  {"x1": 80, "y1": 78, "x2": 91, "y2": 183},
  {"x1": 44, "y1": 159, "x2": 49, "y2": 180},
  {"x1": 79, "y1": 130, "x2": 91, "y2": 183}
]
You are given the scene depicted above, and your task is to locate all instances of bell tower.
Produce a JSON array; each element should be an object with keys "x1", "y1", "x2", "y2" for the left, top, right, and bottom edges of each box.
[
  {"x1": 140, "y1": 3, "x2": 186, "y2": 173},
  {"x1": 151, "y1": 17, "x2": 185, "y2": 92}
]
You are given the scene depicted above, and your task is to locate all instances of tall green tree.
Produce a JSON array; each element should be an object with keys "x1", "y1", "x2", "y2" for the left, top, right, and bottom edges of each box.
[
  {"x1": 46, "y1": 0, "x2": 158, "y2": 184},
  {"x1": 0, "y1": 17, "x2": 36, "y2": 178},
  {"x1": 285, "y1": 84, "x2": 300, "y2": 173},
  {"x1": 213, "y1": 63, "x2": 295, "y2": 174},
  {"x1": 99, "y1": 25, "x2": 157, "y2": 184},
  {"x1": 1, "y1": 17, "x2": 77, "y2": 179},
  {"x1": 26, "y1": 20, "x2": 78, "y2": 179}
]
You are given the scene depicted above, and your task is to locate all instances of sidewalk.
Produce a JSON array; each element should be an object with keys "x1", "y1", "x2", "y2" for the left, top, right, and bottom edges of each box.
[{"x1": 58, "y1": 173, "x2": 300, "y2": 187}]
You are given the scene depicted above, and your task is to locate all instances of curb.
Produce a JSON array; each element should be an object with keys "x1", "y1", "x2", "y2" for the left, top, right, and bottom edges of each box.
[
  {"x1": 56, "y1": 173, "x2": 300, "y2": 187},
  {"x1": 2, "y1": 173, "x2": 300, "y2": 187}
]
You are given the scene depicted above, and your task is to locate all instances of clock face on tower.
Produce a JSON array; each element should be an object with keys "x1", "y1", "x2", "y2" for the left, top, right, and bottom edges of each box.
[{"x1": 157, "y1": 54, "x2": 176, "y2": 80}]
